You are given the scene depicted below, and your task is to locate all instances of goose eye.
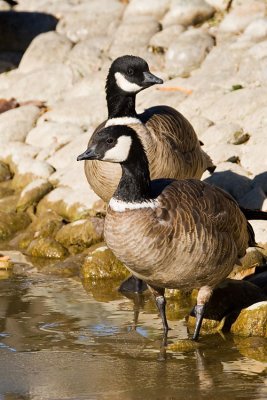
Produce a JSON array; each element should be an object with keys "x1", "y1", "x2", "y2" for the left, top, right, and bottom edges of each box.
[
  {"x1": 127, "y1": 68, "x2": 134, "y2": 76},
  {"x1": 106, "y1": 137, "x2": 114, "y2": 144}
]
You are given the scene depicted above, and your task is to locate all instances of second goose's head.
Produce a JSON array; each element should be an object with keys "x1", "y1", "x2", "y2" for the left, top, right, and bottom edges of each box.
[
  {"x1": 77, "y1": 125, "x2": 145, "y2": 165},
  {"x1": 106, "y1": 55, "x2": 163, "y2": 95}
]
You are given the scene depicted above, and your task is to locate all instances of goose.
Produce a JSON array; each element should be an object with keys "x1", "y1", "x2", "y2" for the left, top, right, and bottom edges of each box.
[
  {"x1": 77, "y1": 125, "x2": 256, "y2": 341},
  {"x1": 84, "y1": 55, "x2": 215, "y2": 204}
]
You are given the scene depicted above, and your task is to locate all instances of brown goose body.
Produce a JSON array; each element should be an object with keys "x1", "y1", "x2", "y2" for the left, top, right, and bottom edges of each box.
[
  {"x1": 85, "y1": 106, "x2": 214, "y2": 202},
  {"x1": 104, "y1": 179, "x2": 252, "y2": 291}
]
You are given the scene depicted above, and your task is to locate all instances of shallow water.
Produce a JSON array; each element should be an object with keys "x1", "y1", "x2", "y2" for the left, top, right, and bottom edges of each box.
[{"x1": 0, "y1": 259, "x2": 266, "y2": 400}]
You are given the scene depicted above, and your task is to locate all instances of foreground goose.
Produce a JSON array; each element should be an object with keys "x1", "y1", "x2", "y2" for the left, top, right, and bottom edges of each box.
[
  {"x1": 84, "y1": 55, "x2": 215, "y2": 203},
  {"x1": 77, "y1": 125, "x2": 256, "y2": 341}
]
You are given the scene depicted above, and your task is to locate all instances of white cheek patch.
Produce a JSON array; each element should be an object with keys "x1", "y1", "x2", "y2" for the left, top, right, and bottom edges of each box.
[
  {"x1": 103, "y1": 135, "x2": 132, "y2": 162},
  {"x1": 115, "y1": 72, "x2": 142, "y2": 93}
]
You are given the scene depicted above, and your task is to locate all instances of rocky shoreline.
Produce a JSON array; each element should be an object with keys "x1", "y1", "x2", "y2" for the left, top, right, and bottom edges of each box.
[{"x1": 0, "y1": 0, "x2": 267, "y2": 338}]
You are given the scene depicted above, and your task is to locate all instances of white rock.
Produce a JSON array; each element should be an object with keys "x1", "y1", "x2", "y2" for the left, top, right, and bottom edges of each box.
[
  {"x1": 38, "y1": 96, "x2": 105, "y2": 130},
  {"x1": 1, "y1": 64, "x2": 74, "y2": 102},
  {"x1": 66, "y1": 37, "x2": 110, "y2": 79},
  {"x1": 203, "y1": 142, "x2": 242, "y2": 165},
  {"x1": 219, "y1": 2, "x2": 266, "y2": 34},
  {"x1": 37, "y1": 185, "x2": 101, "y2": 221},
  {"x1": 149, "y1": 25, "x2": 185, "y2": 51},
  {"x1": 57, "y1": 1, "x2": 124, "y2": 43},
  {"x1": 10, "y1": 157, "x2": 55, "y2": 188},
  {"x1": 201, "y1": 87, "x2": 267, "y2": 123},
  {"x1": 250, "y1": 220, "x2": 267, "y2": 244},
  {"x1": 200, "y1": 122, "x2": 245, "y2": 145},
  {"x1": 0, "y1": 142, "x2": 39, "y2": 163},
  {"x1": 189, "y1": 115, "x2": 214, "y2": 136},
  {"x1": 240, "y1": 144, "x2": 267, "y2": 176},
  {"x1": 165, "y1": 29, "x2": 214, "y2": 76},
  {"x1": 49, "y1": 160, "x2": 89, "y2": 190},
  {"x1": 205, "y1": 0, "x2": 231, "y2": 11},
  {"x1": 46, "y1": 134, "x2": 90, "y2": 170},
  {"x1": 0, "y1": 105, "x2": 41, "y2": 142},
  {"x1": 124, "y1": 0, "x2": 170, "y2": 19},
  {"x1": 242, "y1": 18, "x2": 267, "y2": 41},
  {"x1": 19, "y1": 31, "x2": 73, "y2": 73},
  {"x1": 26, "y1": 121, "x2": 84, "y2": 149},
  {"x1": 0, "y1": 0, "x2": 10, "y2": 10},
  {"x1": 109, "y1": 16, "x2": 160, "y2": 59},
  {"x1": 162, "y1": 0, "x2": 215, "y2": 28}
]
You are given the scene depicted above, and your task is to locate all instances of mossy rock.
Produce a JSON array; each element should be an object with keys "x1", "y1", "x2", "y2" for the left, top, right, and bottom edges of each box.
[
  {"x1": 0, "y1": 161, "x2": 11, "y2": 182},
  {"x1": 40, "y1": 253, "x2": 86, "y2": 277},
  {"x1": 168, "y1": 339, "x2": 200, "y2": 352},
  {"x1": 0, "y1": 194, "x2": 20, "y2": 212},
  {"x1": 0, "y1": 255, "x2": 13, "y2": 270},
  {"x1": 0, "y1": 210, "x2": 31, "y2": 240},
  {"x1": 0, "y1": 181, "x2": 14, "y2": 198},
  {"x1": 26, "y1": 237, "x2": 68, "y2": 259},
  {"x1": 229, "y1": 130, "x2": 250, "y2": 145},
  {"x1": 29, "y1": 210, "x2": 64, "y2": 238},
  {"x1": 55, "y1": 217, "x2": 104, "y2": 250},
  {"x1": 9, "y1": 231, "x2": 35, "y2": 250},
  {"x1": 81, "y1": 242, "x2": 129, "y2": 283},
  {"x1": 231, "y1": 301, "x2": 267, "y2": 338},
  {"x1": 234, "y1": 337, "x2": 267, "y2": 363},
  {"x1": 16, "y1": 179, "x2": 53, "y2": 211}
]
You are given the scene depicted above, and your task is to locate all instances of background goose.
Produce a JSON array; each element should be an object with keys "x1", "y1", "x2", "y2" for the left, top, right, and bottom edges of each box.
[
  {"x1": 84, "y1": 55, "x2": 215, "y2": 203},
  {"x1": 78, "y1": 125, "x2": 256, "y2": 341}
]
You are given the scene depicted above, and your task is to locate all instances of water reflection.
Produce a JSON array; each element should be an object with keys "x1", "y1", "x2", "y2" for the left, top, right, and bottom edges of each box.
[{"x1": 0, "y1": 274, "x2": 266, "y2": 400}]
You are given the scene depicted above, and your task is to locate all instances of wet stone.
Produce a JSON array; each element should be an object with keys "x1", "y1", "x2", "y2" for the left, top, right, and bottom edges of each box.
[
  {"x1": 16, "y1": 178, "x2": 53, "y2": 211},
  {"x1": 234, "y1": 336, "x2": 267, "y2": 362},
  {"x1": 26, "y1": 237, "x2": 68, "y2": 259},
  {"x1": 231, "y1": 301, "x2": 267, "y2": 337},
  {"x1": 168, "y1": 339, "x2": 200, "y2": 352},
  {"x1": 55, "y1": 217, "x2": 104, "y2": 252},
  {"x1": 0, "y1": 210, "x2": 31, "y2": 240},
  {"x1": 81, "y1": 242, "x2": 129, "y2": 283}
]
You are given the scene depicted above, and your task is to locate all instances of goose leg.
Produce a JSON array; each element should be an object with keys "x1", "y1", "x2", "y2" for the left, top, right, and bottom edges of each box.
[
  {"x1": 192, "y1": 285, "x2": 213, "y2": 341},
  {"x1": 148, "y1": 285, "x2": 169, "y2": 336}
]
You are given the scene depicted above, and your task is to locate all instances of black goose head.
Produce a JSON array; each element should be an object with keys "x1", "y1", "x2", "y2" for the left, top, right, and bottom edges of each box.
[
  {"x1": 106, "y1": 55, "x2": 163, "y2": 95},
  {"x1": 77, "y1": 125, "x2": 145, "y2": 164}
]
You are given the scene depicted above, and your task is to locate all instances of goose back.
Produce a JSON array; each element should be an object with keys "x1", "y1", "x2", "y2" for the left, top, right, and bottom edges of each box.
[
  {"x1": 104, "y1": 179, "x2": 251, "y2": 290},
  {"x1": 84, "y1": 107, "x2": 214, "y2": 202}
]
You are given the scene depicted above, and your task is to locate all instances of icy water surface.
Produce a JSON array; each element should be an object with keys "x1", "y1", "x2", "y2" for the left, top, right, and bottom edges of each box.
[{"x1": 0, "y1": 265, "x2": 266, "y2": 399}]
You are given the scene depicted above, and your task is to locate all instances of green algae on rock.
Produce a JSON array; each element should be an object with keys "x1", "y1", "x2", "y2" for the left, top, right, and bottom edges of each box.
[
  {"x1": 168, "y1": 339, "x2": 200, "y2": 352},
  {"x1": 0, "y1": 194, "x2": 20, "y2": 212},
  {"x1": 231, "y1": 301, "x2": 267, "y2": 338},
  {"x1": 55, "y1": 217, "x2": 104, "y2": 252},
  {"x1": 0, "y1": 210, "x2": 31, "y2": 240},
  {"x1": 16, "y1": 178, "x2": 53, "y2": 211},
  {"x1": 26, "y1": 237, "x2": 68, "y2": 259},
  {"x1": 81, "y1": 242, "x2": 129, "y2": 282}
]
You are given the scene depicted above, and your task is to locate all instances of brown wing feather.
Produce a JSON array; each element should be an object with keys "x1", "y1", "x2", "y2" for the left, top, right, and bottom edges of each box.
[
  {"x1": 105, "y1": 180, "x2": 251, "y2": 290},
  {"x1": 84, "y1": 106, "x2": 215, "y2": 202}
]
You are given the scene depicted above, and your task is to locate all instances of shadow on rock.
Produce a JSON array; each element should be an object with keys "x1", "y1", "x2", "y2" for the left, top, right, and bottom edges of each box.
[
  {"x1": 0, "y1": 11, "x2": 58, "y2": 72},
  {"x1": 205, "y1": 170, "x2": 267, "y2": 210}
]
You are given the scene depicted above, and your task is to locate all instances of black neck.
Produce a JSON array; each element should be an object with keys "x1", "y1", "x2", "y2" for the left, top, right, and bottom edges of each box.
[
  {"x1": 106, "y1": 75, "x2": 138, "y2": 119},
  {"x1": 113, "y1": 138, "x2": 151, "y2": 203}
]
